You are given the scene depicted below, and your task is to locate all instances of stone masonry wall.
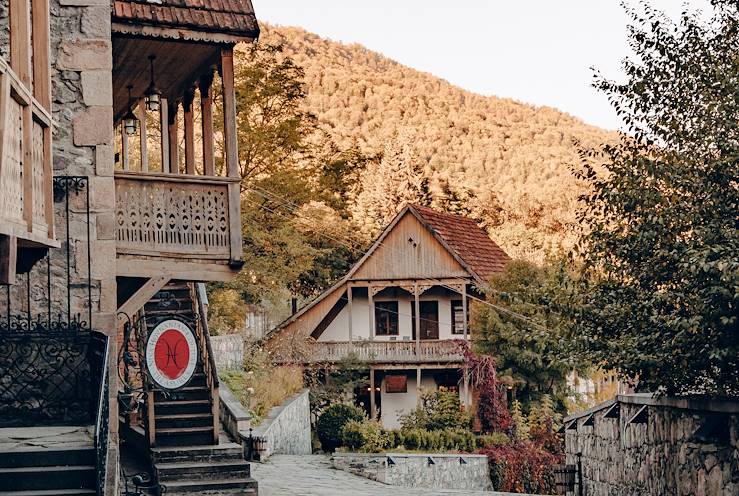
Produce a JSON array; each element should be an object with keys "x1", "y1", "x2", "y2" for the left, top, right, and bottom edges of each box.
[
  {"x1": 250, "y1": 389, "x2": 312, "y2": 459},
  {"x1": 565, "y1": 396, "x2": 739, "y2": 496},
  {"x1": 331, "y1": 453, "x2": 492, "y2": 491},
  {"x1": 211, "y1": 334, "x2": 245, "y2": 371}
]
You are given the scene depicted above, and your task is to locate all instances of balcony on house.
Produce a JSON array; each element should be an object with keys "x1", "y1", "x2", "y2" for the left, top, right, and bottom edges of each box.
[
  {"x1": 276, "y1": 339, "x2": 466, "y2": 365},
  {"x1": 112, "y1": 37, "x2": 243, "y2": 282}
]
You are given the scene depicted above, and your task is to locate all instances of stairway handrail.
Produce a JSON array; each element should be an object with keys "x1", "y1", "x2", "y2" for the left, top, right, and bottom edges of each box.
[
  {"x1": 93, "y1": 332, "x2": 110, "y2": 496},
  {"x1": 195, "y1": 283, "x2": 220, "y2": 388}
]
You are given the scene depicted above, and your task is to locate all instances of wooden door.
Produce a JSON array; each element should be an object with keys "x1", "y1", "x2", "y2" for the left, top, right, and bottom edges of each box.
[{"x1": 412, "y1": 301, "x2": 439, "y2": 340}]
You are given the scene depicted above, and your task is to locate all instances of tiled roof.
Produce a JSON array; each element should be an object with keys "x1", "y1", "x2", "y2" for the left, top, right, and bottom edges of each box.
[
  {"x1": 410, "y1": 204, "x2": 510, "y2": 282},
  {"x1": 112, "y1": 0, "x2": 259, "y2": 38}
]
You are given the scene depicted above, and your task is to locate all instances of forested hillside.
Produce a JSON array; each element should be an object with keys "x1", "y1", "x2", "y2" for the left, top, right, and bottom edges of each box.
[{"x1": 257, "y1": 24, "x2": 616, "y2": 260}]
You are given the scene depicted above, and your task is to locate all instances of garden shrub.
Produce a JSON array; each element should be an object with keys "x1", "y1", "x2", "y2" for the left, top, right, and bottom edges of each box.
[
  {"x1": 399, "y1": 388, "x2": 472, "y2": 431},
  {"x1": 481, "y1": 441, "x2": 560, "y2": 494},
  {"x1": 341, "y1": 419, "x2": 389, "y2": 452},
  {"x1": 316, "y1": 403, "x2": 366, "y2": 452}
]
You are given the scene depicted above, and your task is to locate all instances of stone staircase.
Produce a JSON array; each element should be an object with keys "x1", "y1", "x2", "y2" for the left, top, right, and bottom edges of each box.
[{"x1": 0, "y1": 428, "x2": 96, "y2": 496}]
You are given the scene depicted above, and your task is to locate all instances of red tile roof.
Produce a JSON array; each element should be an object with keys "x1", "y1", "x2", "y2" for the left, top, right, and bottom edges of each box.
[
  {"x1": 410, "y1": 204, "x2": 510, "y2": 282},
  {"x1": 112, "y1": 0, "x2": 259, "y2": 38}
]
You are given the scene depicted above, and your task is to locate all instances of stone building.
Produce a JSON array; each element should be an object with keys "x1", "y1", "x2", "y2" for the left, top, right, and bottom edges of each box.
[
  {"x1": 563, "y1": 394, "x2": 739, "y2": 496},
  {"x1": 267, "y1": 204, "x2": 511, "y2": 429},
  {"x1": 0, "y1": 0, "x2": 260, "y2": 494}
]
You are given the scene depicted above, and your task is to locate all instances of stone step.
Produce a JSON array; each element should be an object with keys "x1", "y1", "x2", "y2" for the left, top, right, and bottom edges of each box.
[
  {"x1": 0, "y1": 446, "x2": 94, "y2": 468},
  {"x1": 151, "y1": 443, "x2": 243, "y2": 464},
  {"x1": 0, "y1": 465, "x2": 95, "y2": 492},
  {"x1": 156, "y1": 460, "x2": 251, "y2": 481},
  {"x1": 156, "y1": 413, "x2": 214, "y2": 429},
  {"x1": 162, "y1": 478, "x2": 257, "y2": 495}
]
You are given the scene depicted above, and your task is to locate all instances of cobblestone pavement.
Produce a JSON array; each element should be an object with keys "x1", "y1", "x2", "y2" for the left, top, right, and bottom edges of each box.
[{"x1": 252, "y1": 455, "x2": 521, "y2": 496}]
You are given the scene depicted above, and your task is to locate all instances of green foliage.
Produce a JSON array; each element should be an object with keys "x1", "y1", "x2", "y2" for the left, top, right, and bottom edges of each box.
[
  {"x1": 206, "y1": 288, "x2": 246, "y2": 335},
  {"x1": 481, "y1": 441, "x2": 560, "y2": 494},
  {"x1": 316, "y1": 403, "x2": 366, "y2": 452},
  {"x1": 472, "y1": 259, "x2": 581, "y2": 411},
  {"x1": 575, "y1": 1, "x2": 739, "y2": 395},
  {"x1": 399, "y1": 388, "x2": 472, "y2": 432},
  {"x1": 510, "y1": 400, "x2": 529, "y2": 441},
  {"x1": 307, "y1": 355, "x2": 370, "y2": 418},
  {"x1": 341, "y1": 419, "x2": 390, "y2": 452}
]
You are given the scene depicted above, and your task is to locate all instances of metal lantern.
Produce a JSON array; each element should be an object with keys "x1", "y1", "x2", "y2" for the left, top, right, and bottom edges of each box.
[
  {"x1": 123, "y1": 85, "x2": 138, "y2": 136},
  {"x1": 144, "y1": 55, "x2": 161, "y2": 112}
]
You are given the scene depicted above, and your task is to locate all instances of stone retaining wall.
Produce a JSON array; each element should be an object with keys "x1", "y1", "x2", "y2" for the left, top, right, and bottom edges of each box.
[
  {"x1": 247, "y1": 389, "x2": 311, "y2": 459},
  {"x1": 564, "y1": 394, "x2": 739, "y2": 496},
  {"x1": 331, "y1": 452, "x2": 492, "y2": 491},
  {"x1": 211, "y1": 334, "x2": 244, "y2": 371}
]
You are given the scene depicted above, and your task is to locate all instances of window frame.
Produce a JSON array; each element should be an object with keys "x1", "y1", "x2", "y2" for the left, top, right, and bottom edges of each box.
[{"x1": 374, "y1": 300, "x2": 399, "y2": 336}]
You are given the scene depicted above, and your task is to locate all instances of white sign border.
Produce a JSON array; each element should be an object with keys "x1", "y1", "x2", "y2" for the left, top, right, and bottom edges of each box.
[{"x1": 145, "y1": 319, "x2": 198, "y2": 390}]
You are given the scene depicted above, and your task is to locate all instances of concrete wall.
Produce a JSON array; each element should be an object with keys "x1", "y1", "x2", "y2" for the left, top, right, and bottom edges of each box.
[
  {"x1": 211, "y1": 334, "x2": 244, "y2": 371},
  {"x1": 332, "y1": 453, "x2": 492, "y2": 491},
  {"x1": 564, "y1": 394, "x2": 739, "y2": 496},
  {"x1": 319, "y1": 288, "x2": 462, "y2": 342},
  {"x1": 248, "y1": 389, "x2": 312, "y2": 459}
]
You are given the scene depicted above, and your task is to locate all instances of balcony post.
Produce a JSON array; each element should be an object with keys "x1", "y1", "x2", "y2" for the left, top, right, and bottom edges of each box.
[
  {"x1": 160, "y1": 97, "x2": 169, "y2": 173},
  {"x1": 347, "y1": 285, "x2": 353, "y2": 343},
  {"x1": 168, "y1": 100, "x2": 180, "y2": 173},
  {"x1": 138, "y1": 100, "x2": 148, "y2": 172},
  {"x1": 199, "y1": 73, "x2": 215, "y2": 176},
  {"x1": 414, "y1": 282, "x2": 420, "y2": 355},
  {"x1": 183, "y1": 88, "x2": 196, "y2": 175},
  {"x1": 370, "y1": 368, "x2": 376, "y2": 420},
  {"x1": 368, "y1": 284, "x2": 374, "y2": 341},
  {"x1": 21, "y1": 104, "x2": 32, "y2": 231},
  {"x1": 31, "y1": 0, "x2": 51, "y2": 110},
  {"x1": 462, "y1": 284, "x2": 468, "y2": 341},
  {"x1": 9, "y1": 0, "x2": 32, "y2": 87},
  {"x1": 416, "y1": 367, "x2": 422, "y2": 407},
  {"x1": 121, "y1": 125, "x2": 129, "y2": 171},
  {"x1": 221, "y1": 48, "x2": 243, "y2": 264}
]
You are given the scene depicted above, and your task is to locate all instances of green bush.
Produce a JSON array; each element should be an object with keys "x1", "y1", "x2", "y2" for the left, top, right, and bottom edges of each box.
[
  {"x1": 399, "y1": 388, "x2": 472, "y2": 431},
  {"x1": 316, "y1": 403, "x2": 366, "y2": 452},
  {"x1": 341, "y1": 419, "x2": 389, "y2": 452}
]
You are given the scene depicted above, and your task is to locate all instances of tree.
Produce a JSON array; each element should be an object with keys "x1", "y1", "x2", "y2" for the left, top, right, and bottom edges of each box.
[
  {"x1": 351, "y1": 129, "x2": 432, "y2": 237},
  {"x1": 575, "y1": 1, "x2": 739, "y2": 395}
]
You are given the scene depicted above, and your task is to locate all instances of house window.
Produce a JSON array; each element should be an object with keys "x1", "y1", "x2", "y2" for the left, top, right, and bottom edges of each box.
[
  {"x1": 451, "y1": 300, "x2": 467, "y2": 335},
  {"x1": 375, "y1": 301, "x2": 399, "y2": 335},
  {"x1": 411, "y1": 301, "x2": 439, "y2": 340}
]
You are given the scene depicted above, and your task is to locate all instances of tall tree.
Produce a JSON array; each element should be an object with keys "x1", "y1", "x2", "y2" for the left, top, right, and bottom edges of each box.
[
  {"x1": 575, "y1": 1, "x2": 739, "y2": 395},
  {"x1": 351, "y1": 129, "x2": 432, "y2": 237}
]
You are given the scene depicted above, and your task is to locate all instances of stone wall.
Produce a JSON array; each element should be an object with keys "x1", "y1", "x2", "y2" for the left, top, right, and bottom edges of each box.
[
  {"x1": 248, "y1": 389, "x2": 312, "y2": 459},
  {"x1": 564, "y1": 394, "x2": 739, "y2": 496},
  {"x1": 211, "y1": 334, "x2": 245, "y2": 371},
  {"x1": 0, "y1": 0, "x2": 8, "y2": 60},
  {"x1": 331, "y1": 453, "x2": 492, "y2": 491}
]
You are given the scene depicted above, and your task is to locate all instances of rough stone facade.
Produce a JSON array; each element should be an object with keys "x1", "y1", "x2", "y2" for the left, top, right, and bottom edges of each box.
[
  {"x1": 564, "y1": 394, "x2": 739, "y2": 496},
  {"x1": 248, "y1": 389, "x2": 312, "y2": 459},
  {"x1": 211, "y1": 334, "x2": 245, "y2": 371},
  {"x1": 331, "y1": 452, "x2": 492, "y2": 491}
]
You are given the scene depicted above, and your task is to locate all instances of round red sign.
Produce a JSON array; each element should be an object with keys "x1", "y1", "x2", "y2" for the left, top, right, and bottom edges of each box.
[{"x1": 145, "y1": 319, "x2": 197, "y2": 390}]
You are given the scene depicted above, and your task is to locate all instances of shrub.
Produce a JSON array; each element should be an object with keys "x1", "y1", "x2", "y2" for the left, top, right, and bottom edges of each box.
[
  {"x1": 316, "y1": 403, "x2": 366, "y2": 452},
  {"x1": 399, "y1": 388, "x2": 472, "y2": 431},
  {"x1": 481, "y1": 441, "x2": 561, "y2": 494},
  {"x1": 341, "y1": 419, "x2": 389, "y2": 452}
]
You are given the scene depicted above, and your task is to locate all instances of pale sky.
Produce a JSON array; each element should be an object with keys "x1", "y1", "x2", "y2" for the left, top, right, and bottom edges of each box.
[{"x1": 252, "y1": 0, "x2": 710, "y2": 131}]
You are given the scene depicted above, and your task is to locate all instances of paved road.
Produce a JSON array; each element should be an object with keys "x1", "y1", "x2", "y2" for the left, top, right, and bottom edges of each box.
[{"x1": 252, "y1": 455, "x2": 520, "y2": 496}]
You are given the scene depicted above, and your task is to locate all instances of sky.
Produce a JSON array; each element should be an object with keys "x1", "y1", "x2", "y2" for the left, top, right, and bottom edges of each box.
[{"x1": 252, "y1": 0, "x2": 710, "y2": 131}]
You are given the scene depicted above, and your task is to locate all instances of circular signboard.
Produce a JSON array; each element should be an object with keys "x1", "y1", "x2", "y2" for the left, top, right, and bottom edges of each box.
[{"x1": 145, "y1": 319, "x2": 198, "y2": 390}]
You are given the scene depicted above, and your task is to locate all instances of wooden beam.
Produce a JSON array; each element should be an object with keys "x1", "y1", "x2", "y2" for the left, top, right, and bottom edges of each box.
[
  {"x1": 414, "y1": 282, "x2": 420, "y2": 355},
  {"x1": 121, "y1": 125, "x2": 129, "y2": 171},
  {"x1": 183, "y1": 89, "x2": 195, "y2": 175},
  {"x1": 116, "y1": 275, "x2": 169, "y2": 319},
  {"x1": 462, "y1": 284, "x2": 468, "y2": 340},
  {"x1": 368, "y1": 284, "x2": 374, "y2": 341},
  {"x1": 0, "y1": 235, "x2": 17, "y2": 285},
  {"x1": 138, "y1": 100, "x2": 148, "y2": 172},
  {"x1": 31, "y1": 0, "x2": 50, "y2": 110},
  {"x1": 168, "y1": 100, "x2": 179, "y2": 173},
  {"x1": 199, "y1": 73, "x2": 215, "y2": 176},
  {"x1": 370, "y1": 368, "x2": 376, "y2": 420},
  {"x1": 159, "y1": 97, "x2": 169, "y2": 173},
  {"x1": 220, "y1": 48, "x2": 238, "y2": 179},
  {"x1": 347, "y1": 285, "x2": 353, "y2": 342},
  {"x1": 21, "y1": 104, "x2": 32, "y2": 231},
  {"x1": 116, "y1": 258, "x2": 238, "y2": 282},
  {"x1": 416, "y1": 367, "x2": 422, "y2": 407},
  {"x1": 9, "y1": 0, "x2": 32, "y2": 87}
]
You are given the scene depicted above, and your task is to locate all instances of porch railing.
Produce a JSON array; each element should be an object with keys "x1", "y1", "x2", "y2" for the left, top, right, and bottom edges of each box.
[
  {"x1": 115, "y1": 171, "x2": 242, "y2": 265},
  {"x1": 277, "y1": 339, "x2": 466, "y2": 364},
  {"x1": 0, "y1": 58, "x2": 55, "y2": 247},
  {"x1": 194, "y1": 283, "x2": 220, "y2": 444},
  {"x1": 92, "y1": 332, "x2": 110, "y2": 496}
]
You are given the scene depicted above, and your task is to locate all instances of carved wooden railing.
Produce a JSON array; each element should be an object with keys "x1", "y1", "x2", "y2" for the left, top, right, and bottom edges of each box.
[
  {"x1": 0, "y1": 58, "x2": 55, "y2": 247},
  {"x1": 115, "y1": 172, "x2": 242, "y2": 265},
  {"x1": 278, "y1": 339, "x2": 466, "y2": 364},
  {"x1": 193, "y1": 283, "x2": 220, "y2": 444}
]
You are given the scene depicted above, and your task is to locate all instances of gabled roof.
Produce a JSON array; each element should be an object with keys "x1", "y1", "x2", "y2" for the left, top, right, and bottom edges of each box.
[
  {"x1": 112, "y1": 0, "x2": 260, "y2": 39},
  {"x1": 266, "y1": 204, "x2": 510, "y2": 340},
  {"x1": 409, "y1": 204, "x2": 510, "y2": 282}
]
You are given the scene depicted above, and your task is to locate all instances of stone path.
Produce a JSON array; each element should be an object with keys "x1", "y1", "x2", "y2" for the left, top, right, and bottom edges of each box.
[
  {"x1": 0, "y1": 425, "x2": 93, "y2": 450},
  {"x1": 252, "y1": 455, "x2": 522, "y2": 496}
]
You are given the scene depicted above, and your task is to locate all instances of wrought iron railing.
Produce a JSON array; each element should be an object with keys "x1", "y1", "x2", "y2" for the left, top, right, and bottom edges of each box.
[{"x1": 92, "y1": 333, "x2": 110, "y2": 496}]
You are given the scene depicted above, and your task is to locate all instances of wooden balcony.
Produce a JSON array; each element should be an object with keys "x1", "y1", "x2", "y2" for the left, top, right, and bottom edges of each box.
[
  {"x1": 277, "y1": 339, "x2": 466, "y2": 365},
  {"x1": 115, "y1": 171, "x2": 242, "y2": 281},
  {"x1": 0, "y1": 58, "x2": 56, "y2": 283}
]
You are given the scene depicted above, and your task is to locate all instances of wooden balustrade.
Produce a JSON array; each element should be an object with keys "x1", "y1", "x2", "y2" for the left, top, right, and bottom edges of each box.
[
  {"x1": 0, "y1": 58, "x2": 55, "y2": 248},
  {"x1": 279, "y1": 339, "x2": 466, "y2": 365}
]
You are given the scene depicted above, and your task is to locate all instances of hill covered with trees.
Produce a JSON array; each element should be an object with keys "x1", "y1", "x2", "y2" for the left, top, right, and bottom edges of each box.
[{"x1": 257, "y1": 24, "x2": 616, "y2": 261}]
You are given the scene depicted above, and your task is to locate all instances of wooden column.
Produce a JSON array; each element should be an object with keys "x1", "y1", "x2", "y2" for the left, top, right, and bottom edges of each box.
[
  {"x1": 463, "y1": 367, "x2": 470, "y2": 407},
  {"x1": 167, "y1": 100, "x2": 180, "y2": 174},
  {"x1": 368, "y1": 285, "x2": 375, "y2": 340},
  {"x1": 10, "y1": 0, "x2": 32, "y2": 86},
  {"x1": 369, "y1": 368, "x2": 376, "y2": 420},
  {"x1": 462, "y1": 285, "x2": 468, "y2": 341},
  {"x1": 347, "y1": 286, "x2": 353, "y2": 343},
  {"x1": 21, "y1": 104, "x2": 32, "y2": 230},
  {"x1": 160, "y1": 97, "x2": 169, "y2": 173},
  {"x1": 221, "y1": 48, "x2": 243, "y2": 263},
  {"x1": 183, "y1": 89, "x2": 196, "y2": 175},
  {"x1": 200, "y1": 73, "x2": 215, "y2": 176},
  {"x1": 31, "y1": 0, "x2": 51, "y2": 109},
  {"x1": 416, "y1": 367, "x2": 422, "y2": 407},
  {"x1": 138, "y1": 100, "x2": 148, "y2": 172},
  {"x1": 414, "y1": 282, "x2": 420, "y2": 355},
  {"x1": 121, "y1": 125, "x2": 129, "y2": 171}
]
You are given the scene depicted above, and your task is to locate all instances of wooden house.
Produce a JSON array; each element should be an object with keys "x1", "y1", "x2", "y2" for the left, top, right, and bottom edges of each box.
[{"x1": 267, "y1": 204, "x2": 510, "y2": 429}]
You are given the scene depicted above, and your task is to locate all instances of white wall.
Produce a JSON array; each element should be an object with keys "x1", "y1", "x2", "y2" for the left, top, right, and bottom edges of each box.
[
  {"x1": 380, "y1": 373, "x2": 437, "y2": 429},
  {"x1": 318, "y1": 288, "x2": 463, "y2": 342}
]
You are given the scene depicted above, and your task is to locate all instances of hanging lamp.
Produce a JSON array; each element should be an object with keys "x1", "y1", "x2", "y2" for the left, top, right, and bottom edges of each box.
[
  {"x1": 123, "y1": 85, "x2": 138, "y2": 136},
  {"x1": 144, "y1": 55, "x2": 161, "y2": 112}
]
